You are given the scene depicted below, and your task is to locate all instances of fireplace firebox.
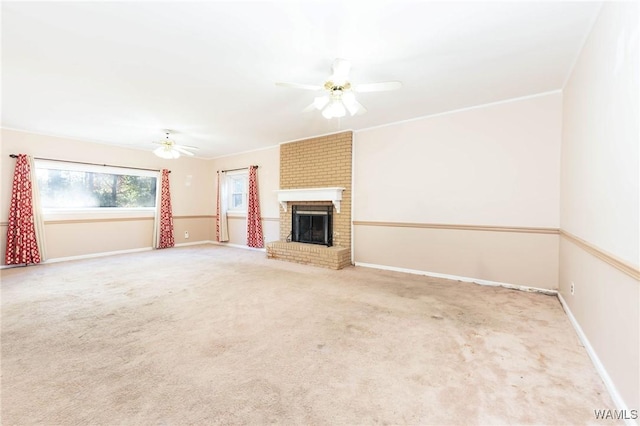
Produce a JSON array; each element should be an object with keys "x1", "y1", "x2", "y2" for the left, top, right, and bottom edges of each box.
[{"x1": 291, "y1": 205, "x2": 333, "y2": 247}]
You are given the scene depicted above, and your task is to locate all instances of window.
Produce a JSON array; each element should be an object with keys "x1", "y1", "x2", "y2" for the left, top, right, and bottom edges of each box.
[
  {"x1": 35, "y1": 160, "x2": 158, "y2": 218},
  {"x1": 226, "y1": 170, "x2": 248, "y2": 213}
]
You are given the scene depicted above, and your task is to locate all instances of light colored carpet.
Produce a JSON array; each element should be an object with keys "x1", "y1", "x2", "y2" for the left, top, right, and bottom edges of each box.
[{"x1": 1, "y1": 244, "x2": 614, "y2": 425}]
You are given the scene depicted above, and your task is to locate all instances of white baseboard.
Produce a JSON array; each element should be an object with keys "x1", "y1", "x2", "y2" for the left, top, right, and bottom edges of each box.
[
  {"x1": 210, "y1": 241, "x2": 267, "y2": 252},
  {"x1": 0, "y1": 263, "x2": 38, "y2": 270},
  {"x1": 354, "y1": 261, "x2": 557, "y2": 295},
  {"x1": 0, "y1": 241, "x2": 264, "y2": 268},
  {"x1": 43, "y1": 247, "x2": 154, "y2": 264},
  {"x1": 174, "y1": 240, "x2": 216, "y2": 247},
  {"x1": 35, "y1": 240, "x2": 215, "y2": 264},
  {"x1": 557, "y1": 293, "x2": 635, "y2": 425}
]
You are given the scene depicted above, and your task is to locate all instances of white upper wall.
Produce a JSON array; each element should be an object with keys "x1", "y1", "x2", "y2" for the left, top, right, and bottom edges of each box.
[
  {"x1": 354, "y1": 92, "x2": 562, "y2": 228},
  {"x1": 561, "y1": 2, "x2": 639, "y2": 266}
]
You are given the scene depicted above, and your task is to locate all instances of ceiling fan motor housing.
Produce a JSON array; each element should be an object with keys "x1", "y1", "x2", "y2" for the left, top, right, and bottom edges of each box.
[{"x1": 324, "y1": 81, "x2": 351, "y2": 92}]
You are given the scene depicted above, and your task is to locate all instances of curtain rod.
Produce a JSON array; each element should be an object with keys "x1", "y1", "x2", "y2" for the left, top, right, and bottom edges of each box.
[
  {"x1": 219, "y1": 165, "x2": 258, "y2": 173},
  {"x1": 9, "y1": 154, "x2": 170, "y2": 173}
]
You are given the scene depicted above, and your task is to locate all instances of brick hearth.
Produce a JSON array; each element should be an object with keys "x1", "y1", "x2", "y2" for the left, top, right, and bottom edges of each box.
[{"x1": 266, "y1": 241, "x2": 351, "y2": 270}]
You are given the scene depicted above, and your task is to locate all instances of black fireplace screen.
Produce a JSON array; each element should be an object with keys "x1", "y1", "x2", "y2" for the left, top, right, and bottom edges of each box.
[{"x1": 292, "y1": 205, "x2": 333, "y2": 247}]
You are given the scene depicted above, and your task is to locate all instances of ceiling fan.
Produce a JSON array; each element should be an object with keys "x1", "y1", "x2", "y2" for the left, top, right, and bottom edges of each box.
[
  {"x1": 152, "y1": 131, "x2": 199, "y2": 159},
  {"x1": 276, "y1": 58, "x2": 402, "y2": 119}
]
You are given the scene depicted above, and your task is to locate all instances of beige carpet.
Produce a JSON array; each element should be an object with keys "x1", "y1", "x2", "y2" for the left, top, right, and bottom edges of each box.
[{"x1": 1, "y1": 244, "x2": 615, "y2": 425}]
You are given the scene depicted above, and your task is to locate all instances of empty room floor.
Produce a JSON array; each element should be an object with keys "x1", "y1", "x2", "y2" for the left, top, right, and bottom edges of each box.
[{"x1": 1, "y1": 245, "x2": 615, "y2": 425}]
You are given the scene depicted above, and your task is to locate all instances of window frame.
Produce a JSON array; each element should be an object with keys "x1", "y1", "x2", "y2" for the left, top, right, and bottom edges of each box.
[
  {"x1": 34, "y1": 160, "x2": 159, "y2": 221},
  {"x1": 225, "y1": 169, "x2": 248, "y2": 215}
]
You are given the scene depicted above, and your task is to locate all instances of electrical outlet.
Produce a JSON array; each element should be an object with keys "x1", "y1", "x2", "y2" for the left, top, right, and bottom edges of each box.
[
  {"x1": 570, "y1": 281, "x2": 575, "y2": 295},
  {"x1": 184, "y1": 231, "x2": 189, "y2": 239}
]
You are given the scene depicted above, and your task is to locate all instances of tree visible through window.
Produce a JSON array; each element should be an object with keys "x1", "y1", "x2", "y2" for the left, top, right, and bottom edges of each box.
[{"x1": 36, "y1": 166, "x2": 157, "y2": 209}]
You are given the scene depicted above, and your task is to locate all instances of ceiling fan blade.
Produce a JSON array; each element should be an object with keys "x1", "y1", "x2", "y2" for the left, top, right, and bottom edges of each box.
[
  {"x1": 275, "y1": 82, "x2": 322, "y2": 91},
  {"x1": 331, "y1": 58, "x2": 351, "y2": 84},
  {"x1": 302, "y1": 102, "x2": 316, "y2": 113},
  {"x1": 353, "y1": 101, "x2": 367, "y2": 116},
  {"x1": 313, "y1": 95, "x2": 330, "y2": 110},
  {"x1": 173, "y1": 146, "x2": 195, "y2": 156},
  {"x1": 175, "y1": 144, "x2": 199, "y2": 150},
  {"x1": 354, "y1": 81, "x2": 402, "y2": 92},
  {"x1": 303, "y1": 95, "x2": 330, "y2": 113}
]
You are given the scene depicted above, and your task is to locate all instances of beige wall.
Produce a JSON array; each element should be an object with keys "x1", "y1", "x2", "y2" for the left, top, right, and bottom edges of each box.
[
  {"x1": 354, "y1": 93, "x2": 561, "y2": 227},
  {"x1": 210, "y1": 145, "x2": 280, "y2": 246},
  {"x1": 43, "y1": 219, "x2": 154, "y2": 259},
  {"x1": 173, "y1": 216, "x2": 214, "y2": 246},
  {"x1": 560, "y1": 2, "x2": 639, "y2": 410},
  {"x1": 353, "y1": 92, "x2": 562, "y2": 288},
  {"x1": 355, "y1": 225, "x2": 559, "y2": 289},
  {"x1": 1, "y1": 129, "x2": 215, "y2": 262}
]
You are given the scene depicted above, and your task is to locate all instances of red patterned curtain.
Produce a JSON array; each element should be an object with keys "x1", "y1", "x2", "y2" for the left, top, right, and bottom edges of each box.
[
  {"x1": 157, "y1": 169, "x2": 174, "y2": 249},
  {"x1": 5, "y1": 154, "x2": 41, "y2": 265},
  {"x1": 246, "y1": 165, "x2": 264, "y2": 248}
]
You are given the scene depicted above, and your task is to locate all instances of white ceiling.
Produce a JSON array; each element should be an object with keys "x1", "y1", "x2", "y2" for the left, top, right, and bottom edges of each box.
[{"x1": 2, "y1": 1, "x2": 602, "y2": 159}]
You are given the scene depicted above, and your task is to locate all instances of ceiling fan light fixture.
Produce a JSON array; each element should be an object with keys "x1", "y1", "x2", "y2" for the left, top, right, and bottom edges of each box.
[
  {"x1": 154, "y1": 146, "x2": 181, "y2": 159},
  {"x1": 321, "y1": 106, "x2": 334, "y2": 119},
  {"x1": 341, "y1": 92, "x2": 359, "y2": 116},
  {"x1": 322, "y1": 99, "x2": 346, "y2": 119},
  {"x1": 151, "y1": 131, "x2": 198, "y2": 159},
  {"x1": 276, "y1": 58, "x2": 401, "y2": 120}
]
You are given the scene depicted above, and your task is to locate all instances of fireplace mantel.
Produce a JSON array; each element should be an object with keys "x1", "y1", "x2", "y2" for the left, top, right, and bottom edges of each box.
[{"x1": 275, "y1": 187, "x2": 345, "y2": 213}]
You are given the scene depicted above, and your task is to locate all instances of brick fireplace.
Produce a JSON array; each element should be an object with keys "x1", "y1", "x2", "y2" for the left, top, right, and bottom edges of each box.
[{"x1": 266, "y1": 131, "x2": 352, "y2": 269}]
